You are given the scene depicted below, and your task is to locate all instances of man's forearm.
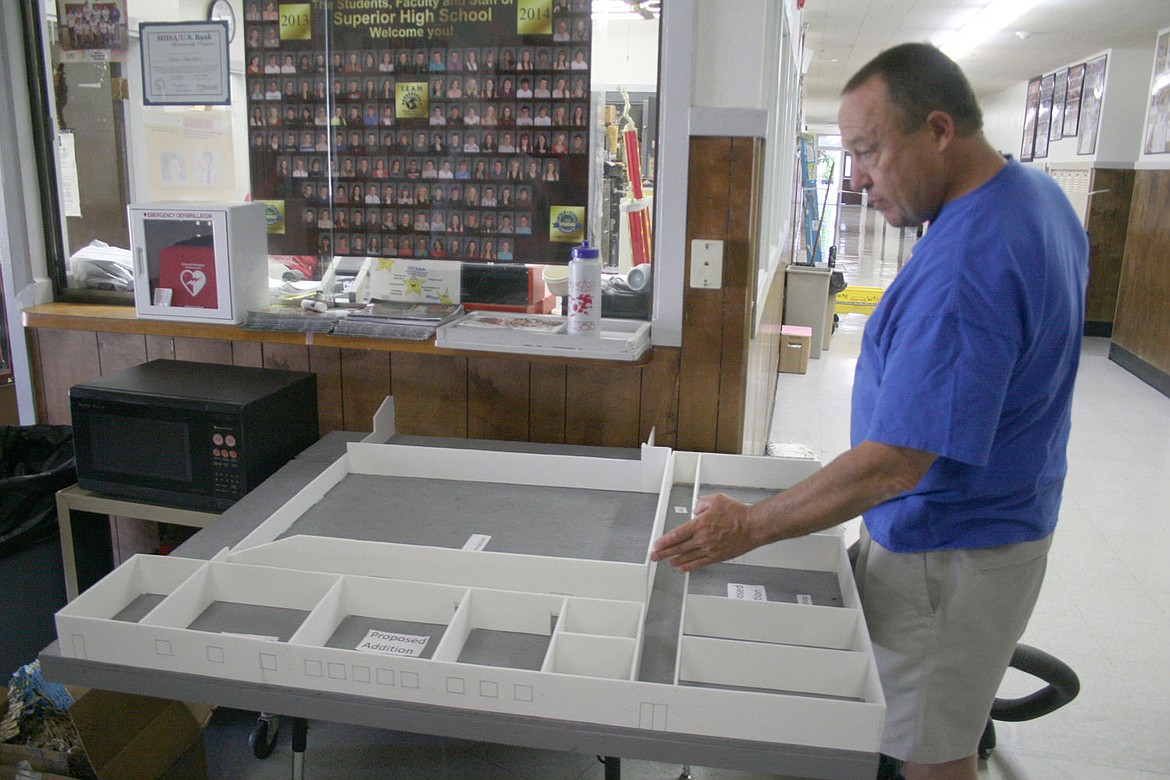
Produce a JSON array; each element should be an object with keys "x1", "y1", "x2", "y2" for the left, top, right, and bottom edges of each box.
[{"x1": 746, "y1": 439, "x2": 937, "y2": 547}]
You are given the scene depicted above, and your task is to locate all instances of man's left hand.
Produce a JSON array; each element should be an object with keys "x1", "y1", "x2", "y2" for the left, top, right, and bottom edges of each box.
[{"x1": 650, "y1": 493, "x2": 755, "y2": 572}]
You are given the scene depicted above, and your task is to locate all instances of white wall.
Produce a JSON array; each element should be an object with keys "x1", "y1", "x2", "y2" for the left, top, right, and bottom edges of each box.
[
  {"x1": 592, "y1": 19, "x2": 659, "y2": 92},
  {"x1": 981, "y1": 81, "x2": 1029, "y2": 158},
  {"x1": 692, "y1": 0, "x2": 769, "y2": 109}
]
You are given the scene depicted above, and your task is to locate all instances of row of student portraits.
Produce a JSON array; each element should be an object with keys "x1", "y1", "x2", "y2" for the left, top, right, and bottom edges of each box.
[
  {"x1": 314, "y1": 231, "x2": 521, "y2": 262},
  {"x1": 249, "y1": 95, "x2": 591, "y2": 130},
  {"x1": 246, "y1": 44, "x2": 593, "y2": 75},
  {"x1": 253, "y1": 126, "x2": 587, "y2": 158},
  {"x1": 247, "y1": 72, "x2": 591, "y2": 119},
  {"x1": 268, "y1": 153, "x2": 567, "y2": 185}
]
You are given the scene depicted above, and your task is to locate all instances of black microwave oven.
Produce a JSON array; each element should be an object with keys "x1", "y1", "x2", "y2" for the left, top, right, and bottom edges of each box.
[{"x1": 70, "y1": 359, "x2": 319, "y2": 512}]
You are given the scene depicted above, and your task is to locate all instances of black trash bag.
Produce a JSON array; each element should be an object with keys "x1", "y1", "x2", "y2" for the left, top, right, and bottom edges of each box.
[
  {"x1": 829, "y1": 270, "x2": 849, "y2": 295},
  {"x1": 0, "y1": 425, "x2": 76, "y2": 558}
]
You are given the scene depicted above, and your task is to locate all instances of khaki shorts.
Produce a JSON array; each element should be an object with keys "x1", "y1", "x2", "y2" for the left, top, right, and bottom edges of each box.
[{"x1": 854, "y1": 525, "x2": 1051, "y2": 764}]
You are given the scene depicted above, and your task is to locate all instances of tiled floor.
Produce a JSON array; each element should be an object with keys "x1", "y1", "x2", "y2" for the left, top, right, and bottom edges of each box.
[{"x1": 199, "y1": 233, "x2": 1170, "y2": 778}]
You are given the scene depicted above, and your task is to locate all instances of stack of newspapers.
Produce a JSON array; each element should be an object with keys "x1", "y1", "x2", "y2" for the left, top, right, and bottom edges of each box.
[
  {"x1": 242, "y1": 305, "x2": 348, "y2": 333},
  {"x1": 331, "y1": 301, "x2": 465, "y2": 340}
]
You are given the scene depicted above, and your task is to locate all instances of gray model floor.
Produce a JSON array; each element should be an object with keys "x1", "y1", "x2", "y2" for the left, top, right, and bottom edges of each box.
[{"x1": 282, "y1": 474, "x2": 658, "y2": 563}]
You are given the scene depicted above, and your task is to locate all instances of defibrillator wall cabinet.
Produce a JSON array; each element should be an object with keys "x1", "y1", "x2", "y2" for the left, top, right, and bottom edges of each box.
[{"x1": 129, "y1": 202, "x2": 269, "y2": 324}]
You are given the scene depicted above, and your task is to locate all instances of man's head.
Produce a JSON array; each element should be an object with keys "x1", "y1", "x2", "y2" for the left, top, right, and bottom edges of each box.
[
  {"x1": 839, "y1": 43, "x2": 991, "y2": 228},
  {"x1": 843, "y1": 43, "x2": 981, "y2": 136}
]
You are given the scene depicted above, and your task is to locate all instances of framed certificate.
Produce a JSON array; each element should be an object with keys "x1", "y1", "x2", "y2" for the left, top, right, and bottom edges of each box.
[{"x1": 140, "y1": 22, "x2": 231, "y2": 106}]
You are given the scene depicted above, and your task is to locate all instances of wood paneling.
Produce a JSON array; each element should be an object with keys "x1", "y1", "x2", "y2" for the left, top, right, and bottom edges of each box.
[
  {"x1": 468, "y1": 356, "x2": 530, "y2": 441},
  {"x1": 340, "y1": 349, "x2": 390, "y2": 433},
  {"x1": 391, "y1": 353, "x2": 468, "y2": 437},
  {"x1": 173, "y1": 338, "x2": 232, "y2": 364},
  {"x1": 262, "y1": 343, "x2": 311, "y2": 373},
  {"x1": 676, "y1": 136, "x2": 764, "y2": 454},
  {"x1": 1113, "y1": 169, "x2": 1170, "y2": 380},
  {"x1": 715, "y1": 138, "x2": 760, "y2": 453},
  {"x1": 678, "y1": 137, "x2": 734, "y2": 452},
  {"x1": 308, "y1": 346, "x2": 344, "y2": 434},
  {"x1": 639, "y1": 347, "x2": 681, "y2": 448},
  {"x1": 30, "y1": 329, "x2": 100, "y2": 424},
  {"x1": 528, "y1": 363, "x2": 567, "y2": 444},
  {"x1": 565, "y1": 363, "x2": 641, "y2": 448},
  {"x1": 95, "y1": 332, "x2": 147, "y2": 375},
  {"x1": 1085, "y1": 168, "x2": 1135, "y2": 330},
  {"x1": 232, "y1": 341, "x2": 263, "y2": 367},
  {"x1": 145, "y1": 336, "x2": 175, "y2": 360}
]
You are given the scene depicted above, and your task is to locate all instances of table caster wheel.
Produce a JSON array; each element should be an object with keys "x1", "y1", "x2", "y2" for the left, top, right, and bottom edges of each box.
[{"x1": 250, "y1": 713, "x2": 281, "y2": 759}]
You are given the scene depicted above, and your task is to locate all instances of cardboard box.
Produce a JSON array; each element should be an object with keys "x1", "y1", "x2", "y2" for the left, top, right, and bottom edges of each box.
[
  {"x1": 779, "y1": 325, "x2": 812, "y2": 374},
  {"x1": 1, "y1": 688, "x2": 212, "y2": 780}
]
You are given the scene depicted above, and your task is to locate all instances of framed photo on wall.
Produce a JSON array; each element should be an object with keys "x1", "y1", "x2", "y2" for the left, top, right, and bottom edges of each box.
[
  {"x1": 1063, "y1": 63, "x2": 1086, "y2": 138},
  {"x1": 1077, "y1": 54, "x2": 1107, "y2": 155},
  {"x1": 1143, "y1": 28, "x2": 1170, "y2": 154},
  {"x1": 1050, "y1": 68, "x2": 1068, "y2": 143},
  {"x1": 1034, "y1": 72, "x2": 1055, "y2": 159},
  {"x1": 1020, "y1": 77, "x2": 1041, "y2": 163}
]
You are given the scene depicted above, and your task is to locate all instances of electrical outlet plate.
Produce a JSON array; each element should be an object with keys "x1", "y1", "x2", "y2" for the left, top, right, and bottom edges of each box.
[{"x1": 690, "y1": 239, "x2": 724, "y2": 289}]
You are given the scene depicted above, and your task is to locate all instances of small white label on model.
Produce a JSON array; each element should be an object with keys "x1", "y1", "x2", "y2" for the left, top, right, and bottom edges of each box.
[
  {"x1": 356, "y1": 629, "x2": 430, "y2": 656},
  {"x1": 797, "y1": 594, "x2": 814, "y2": 605},
  {"x1": 462, "y1": 533, "x2": 492, "y2": 551},
  {"x1": 727, "y1": 583, "x2": 767, "y2": 601}
]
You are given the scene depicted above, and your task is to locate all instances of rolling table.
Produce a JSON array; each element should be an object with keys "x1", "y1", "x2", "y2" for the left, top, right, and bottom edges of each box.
[
  {"x1": 40, "y1": 432, "x2": 877, "y2": 780},
  {"x1": 55, "y1": 484, "x2": 220, "y2": 601}
]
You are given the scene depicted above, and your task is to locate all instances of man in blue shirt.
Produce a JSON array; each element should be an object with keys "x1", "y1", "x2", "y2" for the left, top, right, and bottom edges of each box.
[{"x1": 652, "y1": 43, "x2": 1087, "y2": 780}]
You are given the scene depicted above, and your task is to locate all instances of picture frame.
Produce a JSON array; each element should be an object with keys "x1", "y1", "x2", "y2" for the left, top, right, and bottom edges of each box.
[
  {"x1": 1020, "y1": 77, "x2": 1041, "y2": 163},
  {"x1": 1143, "y1": 28, "x2": 1170, "y2": 154},
  {"x1": 1077, "y1": 54, "x2": 1107, "y2": 155},
  {"x1": 1063, "y1": 63, "x2": 1086, "y2": 138},
  {"x1": 1034, "y1": 72, "x2": 1055, "y2": 159},
  {"x1": 1049, "y1": 68, "x2": 1068, "y2": 144},
  {"x1": 140, "y1": 22, "x2": 231, "y2": 106}
]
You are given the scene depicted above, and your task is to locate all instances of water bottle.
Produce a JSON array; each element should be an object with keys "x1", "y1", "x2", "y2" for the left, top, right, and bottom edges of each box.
[{"x1": 566, "y1": 241, "x2": 602, "y2": 336}]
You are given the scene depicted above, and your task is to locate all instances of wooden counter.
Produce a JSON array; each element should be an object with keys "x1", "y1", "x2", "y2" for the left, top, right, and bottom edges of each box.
[{"x1": 23, "y1": 302, "x2": 673, "y2": 449}]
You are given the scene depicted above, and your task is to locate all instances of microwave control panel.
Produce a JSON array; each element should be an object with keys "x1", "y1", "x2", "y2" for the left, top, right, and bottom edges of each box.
[{"x1": 209, "y1": 424, "x2": 244, "y2": 498}]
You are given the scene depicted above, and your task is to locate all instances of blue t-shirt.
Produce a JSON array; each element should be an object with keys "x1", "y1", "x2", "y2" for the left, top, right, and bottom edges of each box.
[{"x1": 851, "y1": 158, "x2": 1088, "y2": 552}]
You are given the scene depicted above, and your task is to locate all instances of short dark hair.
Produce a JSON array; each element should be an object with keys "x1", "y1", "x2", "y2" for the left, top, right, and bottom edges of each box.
[{"x1": 843, "y1": 43, "x2": 982, "y2": 136}]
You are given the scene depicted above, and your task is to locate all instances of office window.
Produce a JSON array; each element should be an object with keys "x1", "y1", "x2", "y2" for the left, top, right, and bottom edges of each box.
[{"x1": 26, "y1": 0, "x2": 661, "y2": 306}]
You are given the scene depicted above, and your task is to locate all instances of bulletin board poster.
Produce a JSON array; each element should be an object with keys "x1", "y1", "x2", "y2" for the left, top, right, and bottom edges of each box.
[
  {"x1": 243, "y1": 0, "x2": 594, "y2": 265},
  {"x1": 57, "y1": 0, "x2": 129, "y2": 63}
]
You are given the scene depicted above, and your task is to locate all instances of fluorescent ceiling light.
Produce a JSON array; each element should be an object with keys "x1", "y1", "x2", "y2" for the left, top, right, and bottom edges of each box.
[{"x1": 935, "y1": 0, "x2": 1041, "y2": 61}]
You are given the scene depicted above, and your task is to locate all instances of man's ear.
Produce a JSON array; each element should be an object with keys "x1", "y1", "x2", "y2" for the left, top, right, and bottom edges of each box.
[{"x1": 925, "y1": 109, "x2": 956, "y2": 152}]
